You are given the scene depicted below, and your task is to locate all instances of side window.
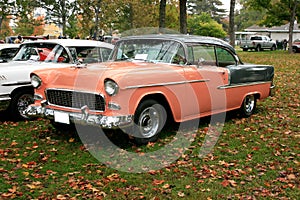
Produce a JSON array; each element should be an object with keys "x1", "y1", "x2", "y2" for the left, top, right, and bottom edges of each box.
[
  {"x1": 171, "y1": 45, "x2": 185, "y2": 65},
  {"x1": 189, "y1": 45, "x2": 216, "y2": 66},
  {"x1": 100, "y1": 48, "x2": 112, "y2": 61},
  {"x1": 215, "y1": 47, "x2": 236, "y2": 67}
]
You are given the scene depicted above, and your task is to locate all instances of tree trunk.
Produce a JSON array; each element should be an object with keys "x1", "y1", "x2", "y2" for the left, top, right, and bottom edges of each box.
[
  {"x1": 0, "y1": 17, "x2": 3, "y2": 33},
  {"x1": 288, "y1": 1, "x2": 298, "y2": 53},
  {"x1": 179, "y1": 0, "x2": 187, "y2": 34},
  {"x1": 159, "y1": 0, "x2": 166, "y2": 33},
  {"x1": 229, "y1": 0, "x2": 236, "y2": 47}
]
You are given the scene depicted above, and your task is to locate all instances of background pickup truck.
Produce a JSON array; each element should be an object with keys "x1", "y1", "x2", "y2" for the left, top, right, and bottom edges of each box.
[{"x1": 240, "y1": 35, "x2": 277, "y2": 51}]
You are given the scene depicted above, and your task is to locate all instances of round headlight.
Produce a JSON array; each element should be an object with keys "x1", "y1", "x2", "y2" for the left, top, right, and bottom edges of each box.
[
  {"x1": 31, "y1": 74, "x2": 42, "y2": 88},
  {"x1": 105, "y1": 80, "x2": 119, "y2": 96}
]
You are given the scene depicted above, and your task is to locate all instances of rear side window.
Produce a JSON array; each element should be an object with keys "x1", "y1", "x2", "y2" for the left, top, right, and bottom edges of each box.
[{"x1": 216, "y1": 47, "x2": 237, "y2": 67}]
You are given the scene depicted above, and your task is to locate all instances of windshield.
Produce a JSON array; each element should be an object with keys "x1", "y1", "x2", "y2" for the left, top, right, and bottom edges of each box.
[
  {"x1": 112, "y1": 39, "x2": 184, "y2": 64},
  {"x1": 13, "y1": 43, "x2": 112, "y2": 64},
  {"x1": 13, "y1": 43, "x2": 70, "y2": 63}
]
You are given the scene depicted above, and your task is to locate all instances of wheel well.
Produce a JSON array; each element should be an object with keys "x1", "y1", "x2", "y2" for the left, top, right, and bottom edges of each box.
[
  {"x1": 10, "y1": 86, "x2": 34, "y2": 98},
  {"x1": 254, "y1": 93, "x2": 260, "y2": 100},
  {"x1": 138, "y1": 94, "x2": 174, "y2": 122}
]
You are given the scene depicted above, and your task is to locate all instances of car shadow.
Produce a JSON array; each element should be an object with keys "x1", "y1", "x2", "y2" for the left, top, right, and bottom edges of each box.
[{"x1": 0, "y1": 108, "x2": 259, "y2": 151}]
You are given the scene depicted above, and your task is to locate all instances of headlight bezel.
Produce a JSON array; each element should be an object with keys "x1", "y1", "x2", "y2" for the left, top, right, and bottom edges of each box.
[
  {"x1": 31, "y1": 74, "x2": 42, "y2": 89},
  {"x1": 104, "y1": 79, "x2": 119, "y2": 96}
]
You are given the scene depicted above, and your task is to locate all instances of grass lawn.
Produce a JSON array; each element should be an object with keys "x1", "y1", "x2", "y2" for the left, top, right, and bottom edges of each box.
[{"x1": 1, "y1": 50, "x2": 299, "y2": 199}]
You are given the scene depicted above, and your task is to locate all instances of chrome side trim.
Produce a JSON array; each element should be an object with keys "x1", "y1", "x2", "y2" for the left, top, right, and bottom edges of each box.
[
  {"x1": 1, "y1": 81, "x2": 31, "y2": 86},
  {"x1": 125, "y1": 79, "x2": 210, "y2": 89},
  {"x1": 218, "y1": 81, "x2": 272, "y2": 90}
]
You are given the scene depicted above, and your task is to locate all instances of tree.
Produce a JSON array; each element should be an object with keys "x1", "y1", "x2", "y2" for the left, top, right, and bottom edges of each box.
[
  {"x1": 165, "y1": 1, "x2": 180, "y2": 31},
  {"x1": 14, "y1": 0, "x2": 43, "y2": 36},
  {"x1": 0, "y1": 17, "x2": 13, "y2": 40},
  {"x1": 234, "y1": 4, "x2": 266, "y2": 31},
  {"x1": 188, "y1": 13, "x2": 227, "y2": 38},
  {"x1": 40, "y1": 0, "x2": 79, "y2": 36},
  {"x1": 248, "y1": 0, "x2": 300, "y2": 53},
  {"x1": 159, "y1": 0, "x2": 167, "y2": 33},
  {"x1": 33, "y1": 16, "x2": 45, "y2": 36},
  {"x1": 187, "y1": 0, "x2": 226, "y2": 23},
  {"x1": 0, "y1": 0, "x2": 15, "y2": 36},
  {"x1": 229, "y1": 0, "x2": 236, "y2": 47},
  {"x1": 179, "y1": 0, "x2": 187, "y2": 34}
]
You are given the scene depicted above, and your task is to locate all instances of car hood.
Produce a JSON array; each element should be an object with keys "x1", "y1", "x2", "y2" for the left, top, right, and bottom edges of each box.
[{"x1": 34, "y1": 61, "x2": 185, "y2": 91}]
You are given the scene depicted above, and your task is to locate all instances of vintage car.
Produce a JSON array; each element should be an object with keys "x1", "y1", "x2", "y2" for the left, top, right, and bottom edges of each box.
[
  {"x1": 25, "y1": 34, "x2": 275, "y2": 144},
  {"x1": 0, "y1": 44, "x2": 20, "y2": 63},
  {"x1": 0, "y1": 39, "x2": 114, "y2": 120}
]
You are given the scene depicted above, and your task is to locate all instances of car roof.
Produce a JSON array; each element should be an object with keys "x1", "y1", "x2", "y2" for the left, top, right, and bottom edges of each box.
[
  {"x1": 21, "y1": 39, "x2": 114, "y2": 49},
  {"x1": 119, "y1": 34, "x2": 234, "y2": 52},
  {"x1": 0, "y1": 44, "x2": 20, "y2": 50}
]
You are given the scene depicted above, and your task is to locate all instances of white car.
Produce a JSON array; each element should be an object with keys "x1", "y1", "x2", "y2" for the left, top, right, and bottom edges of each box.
[
  {"x1": 0, "y1": 39, "x2": 114, "y2": 120},
  {"x1": 0, "y1": 44, "x2": 20, "y2": 63}
]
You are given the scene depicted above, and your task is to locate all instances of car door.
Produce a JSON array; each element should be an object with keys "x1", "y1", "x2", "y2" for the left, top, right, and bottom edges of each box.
[{"x1": 183, "y1": 44, "x2": 230, "y2": 118}]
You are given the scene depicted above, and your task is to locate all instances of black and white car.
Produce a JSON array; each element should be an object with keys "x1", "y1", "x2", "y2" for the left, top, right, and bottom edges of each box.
[{"x1": 0, "y1": 39, "x2": 114, "y2": 120}]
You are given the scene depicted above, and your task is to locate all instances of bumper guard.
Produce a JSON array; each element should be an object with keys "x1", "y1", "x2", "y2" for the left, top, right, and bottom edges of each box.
[{"x1": 24, "y1": 104, "x2": 133, "y2": 129}]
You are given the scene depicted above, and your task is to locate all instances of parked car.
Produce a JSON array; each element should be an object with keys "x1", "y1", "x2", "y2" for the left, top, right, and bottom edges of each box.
[
  {"x1": 0, "y1": 39, "x2": 114, "y2": 120},
  {"x1": 292, "y1": 39, "x2": 300, "y2": 53},
  {"x1": 240, "y1": 35, "x2": 277, "y2": 51},
  {"x1": 25, "y1": 34, "x2": 275, "y2": 144},
  {"x1": 0, "y1": 44, "x2": 20, "y2": 63}
]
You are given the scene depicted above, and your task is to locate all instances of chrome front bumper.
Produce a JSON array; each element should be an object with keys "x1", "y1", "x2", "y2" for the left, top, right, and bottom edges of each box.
[{"x1": 24, "y1": 105, "x2": 133, "y2": 129}]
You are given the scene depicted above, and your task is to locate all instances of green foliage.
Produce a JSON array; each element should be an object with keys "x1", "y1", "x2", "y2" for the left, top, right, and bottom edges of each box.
[
  {"x1": 0, "y1": 18, "x2": 13, "y2": 39},
  {"x1": 188, "y1": 0, "x2": 227, "y2": 22},
  {"x1": 164, "y1": 1, "x2": 180, "y2": 30},
  {"x1": 64, "y1": 14, "x2": 80, "y2": 39},
  {"x1": 246, "y1": 0, "x2": 300, "y2": 27},
  {"x1": 235, "y1": 8, "x2": 266, "y2": 31},
  {"x1": 188, "y1": 13, "x2": 227, "y2": 38},
  {"x1": 40, "y1": 0, "x2": 79, "y2": 36}
]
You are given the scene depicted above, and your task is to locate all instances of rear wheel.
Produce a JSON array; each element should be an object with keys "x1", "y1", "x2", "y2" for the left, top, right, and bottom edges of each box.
[
  {"x1": 131, "y1": 100, "x2": 167, "y2": 145},
  {"x1": 240, "y1": 94, "x2": 256, "y2": 117},
  {"x1": 8, "y1": 90, "x2": 34, "y2": 120}
]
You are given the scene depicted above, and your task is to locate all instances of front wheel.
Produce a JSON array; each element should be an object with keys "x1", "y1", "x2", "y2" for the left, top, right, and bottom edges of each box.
[
  {"x1": 131, "y1": 100, "x2": 167, "y2": 145},
  {"x1": 9, "y1": 90, "x2": 34, "y2": 120},
  {"x1": 239, "y1": 94, "x2": 256, "y2": 117}
]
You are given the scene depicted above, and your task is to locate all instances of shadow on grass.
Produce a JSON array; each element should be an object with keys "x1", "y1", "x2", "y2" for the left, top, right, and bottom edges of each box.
[{"x1": 0, "y1": 107, "x2": 260, "y2": 152}]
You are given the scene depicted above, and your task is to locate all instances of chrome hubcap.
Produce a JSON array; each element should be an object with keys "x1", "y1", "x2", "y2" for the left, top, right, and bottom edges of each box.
[
  {"x1": 244, "y1": 95, "x2": 255, "y2": 113},
  {"x1": 18, "y1": 94, "x2": 33, "y2": 117},
  {"x1": 138, "y1": 107, "x2": 159, "y2": 138}
]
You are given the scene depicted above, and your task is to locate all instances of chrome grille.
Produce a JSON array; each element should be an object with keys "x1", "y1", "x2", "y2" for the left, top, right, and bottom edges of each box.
[{"x1": 46, "y1": 89, "x2": 105, "y2": 111}]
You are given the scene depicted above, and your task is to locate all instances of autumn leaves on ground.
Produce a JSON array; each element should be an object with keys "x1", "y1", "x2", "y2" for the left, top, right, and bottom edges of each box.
[{"x1": 1, "y1": 51, "x2": 299, "y2": 199}]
